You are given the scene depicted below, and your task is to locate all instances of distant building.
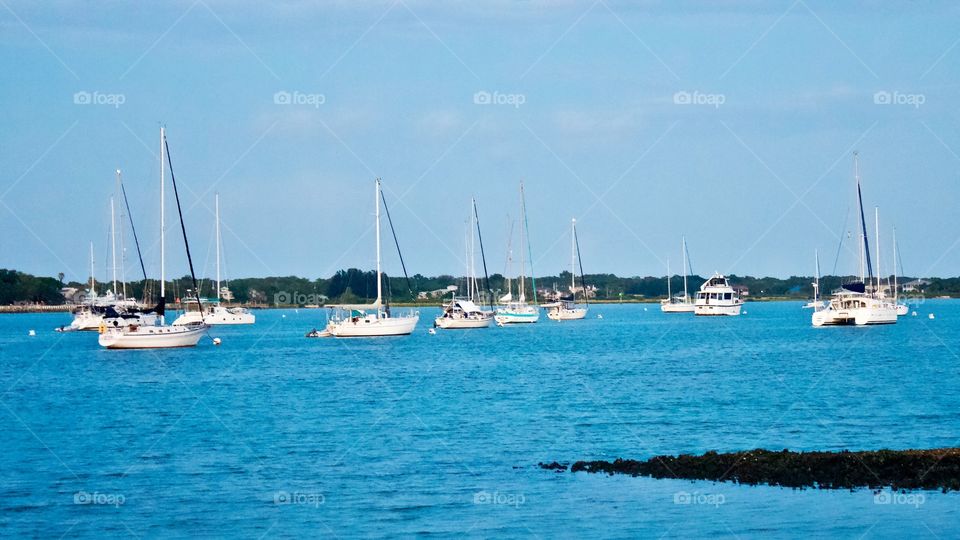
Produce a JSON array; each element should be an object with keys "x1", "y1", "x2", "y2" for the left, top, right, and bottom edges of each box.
[
  {"x1": 60, "y1": 287, "x2": 80, "y2": 303},
  {"x1": 902, "y1": 279, "x2": 931, "y2": 293},
  {"x1": 417, "y1": 287, "x2": 455, "y2": 300}
]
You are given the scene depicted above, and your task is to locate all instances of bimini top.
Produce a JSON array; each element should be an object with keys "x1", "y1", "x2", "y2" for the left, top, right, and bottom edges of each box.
[{"x1": 699, "y1": 272, "x2": 732, "y2": 291}]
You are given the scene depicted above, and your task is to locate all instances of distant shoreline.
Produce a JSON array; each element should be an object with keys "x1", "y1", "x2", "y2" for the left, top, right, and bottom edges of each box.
[{"x1": 2, "y1": 296, "x2": 952, "y2": 314}]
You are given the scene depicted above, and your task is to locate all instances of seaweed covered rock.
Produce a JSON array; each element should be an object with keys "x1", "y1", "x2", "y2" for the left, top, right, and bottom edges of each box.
[{"x1": 546, "y1": 448, "x2": 960, "y2": 492}]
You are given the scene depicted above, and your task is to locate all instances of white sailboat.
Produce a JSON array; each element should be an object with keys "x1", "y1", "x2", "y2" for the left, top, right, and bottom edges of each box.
[
  {"x1": 495, "y1": 182, "x2": 539, "y2": 325},
  {"x1": 323, "y1": 179, "x2": 419, "y2": 337},
  {"x1": 435, "y1": 199, "x2": 494, "y2": 329},
  {"x1": 543, "y1": 218, "x2": 588, "y2": 321},
  {"x1": 660, "y1": 236, "x2": 695, "y2": 313},
  {"x1": 173, "y1": 193, "x2": 255, "y2": 326},
  {"x1": 812, "y1": 153, "x2": 897, "y2": 327},
  {"x1": 803, "y1": 249, "x2": 826, "y2": 310},
  {"x1": 99, "y1": 127, "x2": 207, "y2": 348},
  {"x1": 893, "y1": 227, "x2": 909, "y2": 316}
]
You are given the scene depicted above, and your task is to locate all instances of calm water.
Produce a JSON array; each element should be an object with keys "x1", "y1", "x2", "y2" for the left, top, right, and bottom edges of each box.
[{"x1": 1, "y1": 301, "x2": 958, "y2": 538}]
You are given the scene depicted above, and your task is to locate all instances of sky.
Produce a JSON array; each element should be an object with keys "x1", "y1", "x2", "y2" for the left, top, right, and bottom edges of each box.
[{"x1": 1, "y1": 0, "x2": 959, "y2": 283}]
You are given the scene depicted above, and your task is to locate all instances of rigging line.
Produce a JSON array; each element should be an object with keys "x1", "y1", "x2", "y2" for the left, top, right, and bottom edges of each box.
[
  {"x1": 473, "y1": 199, "x2": 492, "y2": 309},
  {"x1": 574, "y1": 222, "x2": 587, "y2": 307},
  {"x1": 831, "y1": 206, "x2": 849, "y2": 277},
  {"x1": 684, "y1": 237, "x2": 694, "y2": 278},
  {"x1": 379, "y1": 186, "x2": 412, "y2": 295},
  {"x1": 119, "y1": 182, "x2": 147, "y2": 288},
  {"x1": 163, "y1": 132, "x2": 203, "y2": 310}
]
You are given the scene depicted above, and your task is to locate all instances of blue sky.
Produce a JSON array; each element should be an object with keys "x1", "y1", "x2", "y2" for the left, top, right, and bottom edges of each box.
[{"x1": 1, "y1": 0, "x2": 958, "y2": 282}]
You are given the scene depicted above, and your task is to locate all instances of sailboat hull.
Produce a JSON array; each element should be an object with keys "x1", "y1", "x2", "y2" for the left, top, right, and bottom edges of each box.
[
  {"x1": 660, "y1": 302, "x2": 695, "y2": 313},
  {"x1": 328, "y1": 314, "x2": 419, "y2": 337},
  {"x1": 494, "y1": 306, "x2": 540, "y2": 324},
  {"x1": 546, "y1": 307, "x2": 588, "y2": 320},
  {"x1": 435, "y1": 316, "x2": 493, "y2": 329},
  {"x1": 98, "y1": 324, "x2": 206, "y2": 349}
]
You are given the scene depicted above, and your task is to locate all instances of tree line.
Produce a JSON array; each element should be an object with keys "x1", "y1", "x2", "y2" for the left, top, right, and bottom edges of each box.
[{"x1": 3, "y1": 267, "x2": 957, "y2": 306}]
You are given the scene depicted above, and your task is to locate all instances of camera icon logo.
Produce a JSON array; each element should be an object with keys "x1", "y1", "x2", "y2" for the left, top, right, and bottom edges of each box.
[
  {"x1": 73, "y1": 91, "x2": 92, "y2": 105},
  {"x1": 274, "y1": 91, "x2": 292, "y2": 105},
  {"x1": 673, "y1": 491, "x2": 693, "y2": 504},
  {"x1": 873, "y1": 91, "x2": 891, "y2": 105},
  {"x1": 473, "y1": 91, "x2": 491, "y2": 105},
  {"x1": 473, "y1": 490, "x2": 492, "y2": 504},
  {"x1": 673, "y1": 91, "x2": 691, "y2": 105},
  {"x1": 273, "y1": 490, "x2": 290, "y2": 504}
]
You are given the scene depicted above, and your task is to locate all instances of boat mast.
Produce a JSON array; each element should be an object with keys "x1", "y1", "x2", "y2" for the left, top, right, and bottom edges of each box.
[
  {"x1": 470, "y1": 202, "x2": 477, "y2": 301},
  {"x1": 814, "y1": 248, "x2": 821, "y2": 303},
  {"x1": 215, "y1": 192, "x2": 221, "y2": 302},
  {"x1": 666, "y1": 258, "x2": 671, "y2": 300},
  {"x1": 89, "y1": 241, "x2": 95, "y2": 305},
  {"x1": 875, "y1": 206, "x2": 881, "y2": 296},
  {"x1": 375, "y1": 178, "x2": 382, "y2": 308},
  {"x1": 570, "y1": 218, "x2": 576, "y2": 299},
  {"x1": 520, "y1": 182, "x2": 537, "y2": 304},
  {"x1": 116, "y1": 170, "x2": 127, "y2": 299},
  {"x1": 893, "y1": 227, "x2": 899, "y2": 302},
  {"x1": 518, "y1": 184, "x2": 526, "y2": 303},
  {"x1": 160, "y1": 126, "x2": 166, "y2": 319},
  {"x1": 110, "y1": 194, "x2": 117, "y2": 295},
  {"x1": 854, "y1": 152, "x2": 873, "y2": 283},
  {"x1": 682, "y1": 236, "x2": 689, "y2": 301}
]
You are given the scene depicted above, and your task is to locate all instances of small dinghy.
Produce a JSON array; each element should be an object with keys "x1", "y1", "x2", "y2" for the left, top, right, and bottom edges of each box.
[{"x1": 305, "y1": 328, "x2": 332, "y2": 338}]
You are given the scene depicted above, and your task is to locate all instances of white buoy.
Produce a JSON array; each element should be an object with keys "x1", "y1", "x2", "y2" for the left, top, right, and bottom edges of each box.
[
  {"x1": 929, "y1": 313, "x2": 935, "y2": 320},
  {"x1": 213, "y1": 337, "x2": 222, "y2": 345},
  {"x1": 643, "y1": 307, "x2": 648, "y2": 312},
  {"x1": 281, "y1": 314, "x2": 286, "y2": 318},
  {"x1": 597, "y1": 314, "x2": 603, "y2": 319},
  {"x1": 428, "y1": 328, "x2": 436, "y2": 335},
  {"x1": 28, "y1": 330, "x2": 36, "y2": 336},
  {"x1": 743, "y1": 310, "x2": 748, "y2": 315},
  {"x1": 912, "y1": 311, "x2": 917, "y2": 317}
]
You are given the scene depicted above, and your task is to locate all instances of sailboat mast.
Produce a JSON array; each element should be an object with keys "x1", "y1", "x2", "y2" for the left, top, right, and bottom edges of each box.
[
  {"x1": 518, "y1": 184, "x2": 526, "y2": 301},
  {"x1": 814, "y1": 248, "x2": 821, "y2": 302},
  {"x1": 893, "y1": 227, "x2": 898, "y2": 302},
  {"x1": 682, "y1": 236, "x2": 689, "y2": 300},
  {"x1": 215, "y1": 193, "x2": 221, "y2": 302},
  {"x1": 89, "y1": 241, "x2": 95, "y2": 305},
  {"x1": 854, "y1": 152, "x2": 873, "y2": 282},
  {"x1": 375, "y1": 178, "x2": 382, "y2": 307},
  {"x1": 666, "y1": 258, "x2": 671, "y2": 299},
  {"x1": 160, "y1": 126, "x2": 166, "y2": 305},
  {"x1": 470, "y1": 202, "x2": 477, "y2": 300},
  {"x1": 568, "y1": 219, "x2": 574, "y2": 297},
  {"x1": 875, "y1": 206, "x2": 881, "y2": 295},
  {"x1": 520, "y1": 182, "x2": 537, "y2": 304},
  {"x1": 110, "y1": 195, "x2": 117, "y2": 295},
  {"x1": 116, "y1": 170, "x2": 127, "y2": 299}
]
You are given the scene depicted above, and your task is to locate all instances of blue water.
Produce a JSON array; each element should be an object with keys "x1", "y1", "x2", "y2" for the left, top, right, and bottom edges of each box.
[{"x1": 1, "y1": 301, "x2": 958, "y2": 538}]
